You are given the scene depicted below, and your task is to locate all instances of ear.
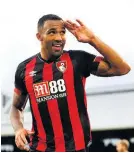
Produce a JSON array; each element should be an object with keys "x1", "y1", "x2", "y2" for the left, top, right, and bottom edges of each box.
[{"x1": 36, "y1": 33, "x2": 43, "y2": 41}]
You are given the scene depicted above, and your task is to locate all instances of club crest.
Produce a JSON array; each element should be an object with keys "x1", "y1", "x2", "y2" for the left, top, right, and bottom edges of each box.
[{"x1": 56, "y1": 61, "x2": 67, "y2": 73}]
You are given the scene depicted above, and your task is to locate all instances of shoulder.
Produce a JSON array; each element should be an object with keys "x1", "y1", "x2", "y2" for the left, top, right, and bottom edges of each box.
[
  {"x1": 66, "y1": 50, "x2": 86, "y2": 55},
  {"x1": 65, "y1": 50, "x2": 96, "y2": 61},
  {"x1": 15, "y1": 53, "x2": 38, "y2": 76},
  {"x1": 17, "y1": 53, "x2": 38, "y2": 70},
  {"x1": 65, "y1": 50, "x2": 86, "y2": 59},
  {"x1": 66, "y1": 49, "x2": 94, "y2": 57}
]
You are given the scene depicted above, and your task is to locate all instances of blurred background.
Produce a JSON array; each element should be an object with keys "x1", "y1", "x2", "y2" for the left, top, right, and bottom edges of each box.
[{"x1": 0, "y1": 0, "x2": 134, "y2": 151}]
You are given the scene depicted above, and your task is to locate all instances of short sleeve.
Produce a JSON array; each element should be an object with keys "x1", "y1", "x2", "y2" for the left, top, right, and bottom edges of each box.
[
  {"x1": 69, "y1": 50, "x2": 103, "y2": 77},
  {"x1": 14, "y1": 64, "x2": 27, "y2": 95},
  {"x1": 81, "y1": 51, "x2": 101, "y2": 77}
]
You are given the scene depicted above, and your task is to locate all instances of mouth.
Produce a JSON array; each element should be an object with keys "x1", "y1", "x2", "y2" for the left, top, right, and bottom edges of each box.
[{"x1": 52, "y1": 43, "x2": 63, "y2": 51}]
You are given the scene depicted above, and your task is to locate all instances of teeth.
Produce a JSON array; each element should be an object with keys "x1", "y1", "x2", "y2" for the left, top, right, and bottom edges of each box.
[{"x1": 54, "y1": 44, "x2": 61, "y2": 47}]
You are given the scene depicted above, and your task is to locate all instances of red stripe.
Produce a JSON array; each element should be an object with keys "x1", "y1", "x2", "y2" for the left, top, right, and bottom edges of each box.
[
  {"x1": 25, "y1": 58, "x2": 46, "y2": 151},
  {"x1": 43, "y1": 63, "x2": 65, "y2": 151},
  {"x1": 14, "y1": 88, "x2": 21, "y2": 95},
  {"x1": 94, "y1": 56, "x2": 104, "y2": 62},
  {"x1": 61, "y1": 53, "x2": 85, "y2": 150}
]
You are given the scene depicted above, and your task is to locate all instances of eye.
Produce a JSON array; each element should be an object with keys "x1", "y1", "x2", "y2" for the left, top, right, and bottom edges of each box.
[
  {"x1": 48, "y1": 31, "x2": 56, "y2": 35},
  {"x1": 60, "y1": 30, "x2": 66, "y2": 34}
]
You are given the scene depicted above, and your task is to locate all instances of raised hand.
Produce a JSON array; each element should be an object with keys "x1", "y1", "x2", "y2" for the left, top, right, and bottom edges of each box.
[
  {"x1": 15, "y1": 128, "x2": 35, "y2": 151},
  {"x1": 64, "y1": 19, "x2": 95, "y2": 43}
]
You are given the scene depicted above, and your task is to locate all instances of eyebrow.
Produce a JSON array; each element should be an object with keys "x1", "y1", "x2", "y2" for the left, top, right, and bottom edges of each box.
[{"x1": 47, "y1": 27, "x2": 66, "y2": 32}]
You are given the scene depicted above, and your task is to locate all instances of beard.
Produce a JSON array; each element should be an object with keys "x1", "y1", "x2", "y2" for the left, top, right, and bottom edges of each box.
[
  {"x1": 42, "y1": 41, "x2": 65, "y2": 61},
  {"x1": 46, "y1": 48, "x2": 64, "y2": 62},
  {"x1": 52, "y1": 49, "x2": 63, "y2": 56}
]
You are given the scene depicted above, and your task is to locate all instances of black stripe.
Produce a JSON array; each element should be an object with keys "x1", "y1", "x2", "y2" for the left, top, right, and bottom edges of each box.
[
  {"x1": 71, "y1": 59, "x2": 91, "y2": 147},
  {"x1": 52, "y1": 61, "x2": 75, "y2": 151},
  {"x1": 33, "y1": 58, "x2": 55, "y2": 151},
  {"x1": 28, "y1": 96, "x2": 39, "y2": 150}
]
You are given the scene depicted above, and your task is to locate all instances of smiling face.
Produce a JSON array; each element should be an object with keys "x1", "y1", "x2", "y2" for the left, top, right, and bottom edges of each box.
[{"x1": 37, "y1": 20, "x2": 66, "y2": 60}]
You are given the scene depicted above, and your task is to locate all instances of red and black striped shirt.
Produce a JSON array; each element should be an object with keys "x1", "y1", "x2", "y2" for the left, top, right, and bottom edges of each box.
[{"x1": 14, "y1": 50, "x2": 101, "y2": 151}]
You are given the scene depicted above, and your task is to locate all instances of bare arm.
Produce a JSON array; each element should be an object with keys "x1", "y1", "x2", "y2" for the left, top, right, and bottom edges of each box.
[
  {"x1": 10, "y1": 92, "x2": 34, "y2": 151},
  {"x1": 90, "y1": 36, "x2": 131, "y2": 76},
  {"x1": 10, "y1": 92, "x2": 26, "y2": 132},
  {"x1": 64, "y1": 19, "x2": 131, "y2": 76}
]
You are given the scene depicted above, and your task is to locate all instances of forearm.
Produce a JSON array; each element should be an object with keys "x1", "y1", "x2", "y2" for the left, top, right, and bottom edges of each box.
[
  {"x1": 10, "y1": 105, "x2": 24, "y2": 132},
  {"x1": 90, "y1": 36, "x2": 130, "y2": 71}
]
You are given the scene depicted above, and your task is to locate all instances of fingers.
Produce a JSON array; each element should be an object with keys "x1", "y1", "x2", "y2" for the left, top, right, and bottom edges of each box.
[
  {"x1": 66, "y1": 20, "x2": 79, "y2": 28},
  {"x1": 15, "y1": 142, "x2": 30, "y2": 151},
  {"x1": 15, "y1": 129, "x2": 33, "y2": 151},
  {"x1": 64, "y1": 20, "x2": 79, "y2": 30},
  {"x1": 76, "y1": 19, "x2": 84, "y2": 26},
  {"x1": 20, "y1": 133, "x2": 28, "y2": 144},
  {"x1": 15, "y1": 141, "x2": 24, "y2": 151},
  {"x1": 27, "y1": 130, "x2": 35, "y2": 135},
  {"x1": 15, "y1": 135, "x2": 29, "y2": 151},
  {"x1": 64, "y1": 22, "x2": 75, "y2": 30},
  {"x1": 64, "y1": 19, "x2": 84, "y2": 28},
  {"x1": 24, "y1": 144, "x2": 30, "y2": 151}
]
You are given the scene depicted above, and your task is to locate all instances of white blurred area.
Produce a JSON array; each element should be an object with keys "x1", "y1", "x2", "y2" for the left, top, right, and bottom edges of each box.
[{"x1": 0, "y1": 0, "x2": 134, "y2": 136}]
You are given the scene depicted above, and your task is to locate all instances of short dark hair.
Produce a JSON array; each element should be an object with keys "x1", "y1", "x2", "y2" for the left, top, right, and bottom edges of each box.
[{"x1": 37, "y1": 14, "x2": 63, "y2": 31}]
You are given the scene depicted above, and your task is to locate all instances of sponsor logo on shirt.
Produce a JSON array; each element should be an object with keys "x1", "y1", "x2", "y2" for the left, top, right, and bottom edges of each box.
[{"x1": 33, "y1": 79, "x2": 67, "y2": 103}]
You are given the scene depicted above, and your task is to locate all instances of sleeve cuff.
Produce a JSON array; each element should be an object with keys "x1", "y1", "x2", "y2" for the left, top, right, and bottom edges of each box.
[
  {"x1": 14, "y1": 88, "x2": 21, "y2": 95},
  {"x1": 94, "y1": 56, "x2": 104, "y2": 62}
]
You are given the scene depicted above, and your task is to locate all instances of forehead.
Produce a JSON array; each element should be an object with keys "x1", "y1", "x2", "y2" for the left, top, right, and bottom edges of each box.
[{"x1": 43, "y1": 20, "x2": 65, "y2": 30}]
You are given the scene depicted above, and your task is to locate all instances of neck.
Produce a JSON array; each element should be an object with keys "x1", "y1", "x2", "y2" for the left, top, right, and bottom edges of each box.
[
  {"x1": 40, "y1": 48, "x2": 61, "y2": 62},
  {"x1": 41, "y1": 47, "x2": 49, "y2": 60}
]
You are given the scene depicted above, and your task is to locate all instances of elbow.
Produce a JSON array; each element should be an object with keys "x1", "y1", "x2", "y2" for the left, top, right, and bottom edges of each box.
[{"x1": 118, "y1": 65, "x2": 131, "y2": 75}]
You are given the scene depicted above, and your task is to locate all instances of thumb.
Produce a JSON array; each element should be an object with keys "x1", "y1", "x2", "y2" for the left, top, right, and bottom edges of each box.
[{"x1": 26, "y1": 130, "x2": 35, "y2": 135}]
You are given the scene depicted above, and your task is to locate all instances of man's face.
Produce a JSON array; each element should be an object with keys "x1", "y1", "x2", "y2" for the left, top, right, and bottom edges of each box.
[{"x1": 37, "y1": 20, "x2": 66, "y2": 58}]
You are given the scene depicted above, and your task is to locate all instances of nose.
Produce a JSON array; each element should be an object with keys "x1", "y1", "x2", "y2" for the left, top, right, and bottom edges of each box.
[{"x1": 54, "y1": 33, "x2": 62, "y2": 41}]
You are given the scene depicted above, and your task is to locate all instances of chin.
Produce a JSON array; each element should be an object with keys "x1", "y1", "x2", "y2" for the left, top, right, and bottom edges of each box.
[{"x1": 53, "y1": 50, "x2": 63, "y2": 56}]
